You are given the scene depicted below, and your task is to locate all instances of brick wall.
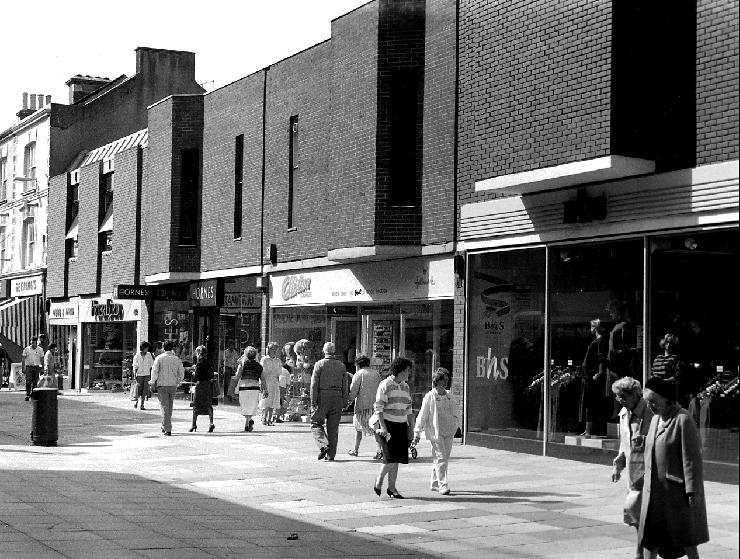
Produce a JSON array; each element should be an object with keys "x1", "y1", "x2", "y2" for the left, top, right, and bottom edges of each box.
[
  {"x1": 374, "y1": 0, "x2": 426, "y2": 245},
  {"x1": 69, "y1": 164, "x2": 101, "y2": 295},
  {"x1": 263, "y1": 42, "x2": 333, "y2": 264},
  {"x1": 201, "y1": 72, "x2": 265, "y2": 271},
  {"x1": 326, "y1": 2, "x2": 380, "y2": 252},
  {"x1": 99, "y1": 147, "x2": 142, "y2": 293},
  {"x1": 697, "y1": 0, "x2": 739, "y2": 165},
  {"x1": 46, "y1": 174, "x2": 68, "y2": 298},
  {"x1": 458, "y1": 0, "x2": 614, "y2": 206},
  {"x1": 143, "y1": 95, "x2": 203, "y2": 277},
  {"x1": 421, "y1": 0, "x2": 456, "y2": 246}
]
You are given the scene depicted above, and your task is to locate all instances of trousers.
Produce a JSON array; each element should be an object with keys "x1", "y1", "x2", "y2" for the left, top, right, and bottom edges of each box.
[
  {"x1": 25, "y1": 366, "x2": 41, "y2": 397},
  {"x1": 157, "y1": 386, "x2": 177, "y2": 433},
  {"x1": 429, "y1": 436, "x2": 454, "y2": 490},
  {"x1": 311, "y1": 393, "x2": 344, "y2": 459}
]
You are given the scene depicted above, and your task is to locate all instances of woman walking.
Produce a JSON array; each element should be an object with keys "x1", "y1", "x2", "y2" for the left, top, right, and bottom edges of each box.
[
  {"x1": 639, "y1": 376, "x2": 709, "y2": 559},
  {"x1": 260, "y1": 342, "x2": 283, "y2": 425},
  {"x1": 373, "y1": 357, "x2": 415, "y2": 499},
  {"x1": 189, "y1": 345, "x2": 216, "y2": 433},
  {"x1": 236, "y1": 346, "x2": 267, "y2": 432},
  {"x1": 347, "y1": 355, "x2": 382, "y2": 458},
  {"x1": 413, "y1": 368, "x2": 459, "y2": 495}
]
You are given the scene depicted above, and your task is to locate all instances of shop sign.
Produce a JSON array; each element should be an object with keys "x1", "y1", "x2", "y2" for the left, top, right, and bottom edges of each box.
[
  {"x1": 49, "y1": 302, "x2": 79, "y2": 324},
  {"x1": 10, "y1": 274, "x2": 43, "y2": 296},
  {"x1": 270, "y1": 257, "x2": 454, "y2": 307},
  {"x1": 114, "y1": 284, "x2": 189, "y2": 301},
  {"x1": 91, "y1": 299, "x2": 125, "y2": 321},
  {"x1": 79, "y1": 298, "x2": 141, "y2": 322},
  {"x1": 222, "y1": 293, "x2": 261, "y2": 310},
  {"x1": 189, "y1": 279, "x2": 223, "y2": 307}
]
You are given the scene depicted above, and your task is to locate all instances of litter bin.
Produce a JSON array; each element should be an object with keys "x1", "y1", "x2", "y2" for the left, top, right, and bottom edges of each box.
[
  {"x1": 31, "y1": 387, "x2": 58, "y2": 446},
  {"x1": 56, "y1": 374, "x2": 64, "y2": 393}
]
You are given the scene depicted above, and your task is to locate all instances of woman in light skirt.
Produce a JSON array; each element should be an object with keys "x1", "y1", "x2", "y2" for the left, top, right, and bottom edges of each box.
[{"x1": 347, "y1": 355, "x2": 382, "y2": 458}]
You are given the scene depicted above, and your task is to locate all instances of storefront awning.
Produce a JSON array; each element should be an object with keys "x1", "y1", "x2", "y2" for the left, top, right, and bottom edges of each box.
[
  {"x1": 65, "y1": 215, "x2": 79, "y2": 240},
  {"x1": 99, "y1": 208, "x2": 113, "y2": 233},
  {"x1": 0, "y1": 295, "x2": 41, "y2": 351}
]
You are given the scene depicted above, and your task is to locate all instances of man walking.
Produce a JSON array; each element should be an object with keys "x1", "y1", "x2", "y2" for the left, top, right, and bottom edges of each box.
[
  {"x1": 22, "y1": 336, "x2": 44, "y2": 401},
  {"x1": 220, "y1": 340, "x2": 239, "y2": 402},
  {"x1": 310, "y1": 342, "x2": 349, "y2": 461},
  {"x1": 150, "y1": 340, "x2": 184, "y2": 436},
  {"x1": 133, "y1": 342, "x2": 154, "y2": 410}
]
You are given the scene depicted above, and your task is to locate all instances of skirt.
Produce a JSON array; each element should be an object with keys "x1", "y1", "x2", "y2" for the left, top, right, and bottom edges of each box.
[
  {"x1": 354, "y1": 408, "x2": 375, "y2": 437},
  {"x1": 192, "y1": 380, "x2": 213, "y2": 416},
  {"x1": 375, "y1": 420, "x2": 409, "y2": 464},
  {"x1": 239, "y1": 388, "x2": 260, "y2": 416},
  {"x1": 259, "y1": 378, "x2": 281, "y2": 410}
]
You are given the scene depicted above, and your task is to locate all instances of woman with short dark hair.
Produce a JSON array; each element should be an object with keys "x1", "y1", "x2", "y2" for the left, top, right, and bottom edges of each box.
[
  {"x1": 189, "y1": 345, "x2": 215, "y2": 433},
  {"x1": 372, "y1": 357, "x2": 414, "y2": 499}
]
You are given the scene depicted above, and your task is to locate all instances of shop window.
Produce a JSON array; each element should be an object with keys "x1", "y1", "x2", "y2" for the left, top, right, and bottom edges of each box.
[
  {"x1": 84, "y1": 321, "x2": 135, "y2": 390},
  {"x1": 234, "y1": 134, "x2": 244, "y2": 239},
  {"x1": 0, "y1": 221, "x2": 8, "y2": 272},
  {"x1": 549, "y1": 240, "x2": 643, "y2": 448},
  {"x1": 179, "y1": 149, "x2": 199, "y2": 246},
  {"x1": 467, "y1": 249, "x2": 546, "y2": 440},
  {"x1": 288, "y1": 116, "x2": 298, "y2": 229},
  {"x1": 151, "y1": 301, "x2": 193, "y2": 366},
  {"x1": 650, "y1": 228, "x2": 739, "y2": 466}
]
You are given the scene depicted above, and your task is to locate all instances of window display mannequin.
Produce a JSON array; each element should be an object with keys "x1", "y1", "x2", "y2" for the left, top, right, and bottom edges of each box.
[
  {"x1": 294, "y1": 339, "x2": 315, "y2": 412},
  {"x1": 581, "y1": 319, "x2": 612, "y2": 437},
  {"x1": 651, "y1": 333, "x2": 681, "y2": 403},
  {"x1": 607, "y1": 299, "x2": 637, "y2": 378}
]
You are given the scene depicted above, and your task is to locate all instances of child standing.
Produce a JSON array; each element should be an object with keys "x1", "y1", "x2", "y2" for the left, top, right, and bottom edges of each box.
[{"x1": 413, "y1": 368, "x2": 459, "y2": 495}]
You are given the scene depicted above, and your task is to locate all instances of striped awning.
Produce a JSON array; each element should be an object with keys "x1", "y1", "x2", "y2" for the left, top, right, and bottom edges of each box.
[{"x1": 0, "y1": 295, "x2": 42, "y2": 350}]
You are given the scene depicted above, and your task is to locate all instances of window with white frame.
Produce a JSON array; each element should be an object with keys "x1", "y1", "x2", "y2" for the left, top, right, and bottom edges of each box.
[
  {"x1": 23, "y1": 142, "x2": 36, "y2": 191},
  {"x1": 0, "y1": 157, "x2": 7, "y2": 201},
  {"x1": 22, "y1": 217, "x2": 35, "y2": 268}
]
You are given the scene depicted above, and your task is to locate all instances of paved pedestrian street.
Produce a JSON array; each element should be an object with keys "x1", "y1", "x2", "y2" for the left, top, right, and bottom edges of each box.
[{"x1": 1, "y1": 391, "x2": 737, "y2": 559}]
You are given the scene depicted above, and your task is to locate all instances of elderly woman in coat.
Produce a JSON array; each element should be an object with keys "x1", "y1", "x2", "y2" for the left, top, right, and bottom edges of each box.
[
  {"x1": 612, "y1": 377, "x2": 654, "y2": 559},
  {"x1": 639, "y1": 376, "x2": 709, "y2": 559}
]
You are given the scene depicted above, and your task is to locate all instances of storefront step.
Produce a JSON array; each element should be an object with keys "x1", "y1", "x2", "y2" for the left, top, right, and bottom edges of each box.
[{"x1": 563, "y1": 435, "x2": 619, "y2": 451}]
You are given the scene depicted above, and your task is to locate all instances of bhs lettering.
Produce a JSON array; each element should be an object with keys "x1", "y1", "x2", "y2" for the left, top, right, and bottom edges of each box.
[{"x1": 476, "y1": 348, "x2": 509, "y2": 380}]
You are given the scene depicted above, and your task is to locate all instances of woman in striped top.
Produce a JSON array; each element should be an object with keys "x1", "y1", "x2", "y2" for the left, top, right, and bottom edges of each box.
[{"x1": 373, "y1": 357, "x2": 415, "y2": 499}]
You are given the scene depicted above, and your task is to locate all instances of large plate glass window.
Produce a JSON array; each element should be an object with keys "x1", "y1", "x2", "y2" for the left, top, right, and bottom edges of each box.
[{"x1": 467, "y1": 248, "x2": 546, "y2": 443}]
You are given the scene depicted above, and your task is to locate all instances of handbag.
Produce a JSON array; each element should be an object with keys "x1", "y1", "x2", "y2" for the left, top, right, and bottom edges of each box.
[
  {"x1": 129, "y1": 382, "x2": 139, "y2": 401},
  {"x1": 228, "y1": 376, "x2": 239, "y2": 396},
  {"x1": 454, "y1": 427, "x2": 462, "y2": 439},
  {"x1": 211, "y1": 378, "x2": 220, "y2": 406}
]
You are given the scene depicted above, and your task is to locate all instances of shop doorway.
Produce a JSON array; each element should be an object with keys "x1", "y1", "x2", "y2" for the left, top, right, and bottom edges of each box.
[{"x1": 331, "y1": 317, "x2": 358, "y2": 374}]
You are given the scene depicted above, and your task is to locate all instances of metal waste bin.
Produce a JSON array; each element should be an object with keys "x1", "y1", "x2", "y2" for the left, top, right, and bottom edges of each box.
[
  {"x1": 31, "y1": 387, "x2": 58, "y2": 446},
  {"x1": 56, "y1": 374, "x2": 64, "y2": 392}
]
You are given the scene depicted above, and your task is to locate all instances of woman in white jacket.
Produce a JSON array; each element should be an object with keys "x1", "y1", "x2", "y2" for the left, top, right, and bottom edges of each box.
[{"x1": 413, "y1": 368, "x2": 459, "y2": 495}]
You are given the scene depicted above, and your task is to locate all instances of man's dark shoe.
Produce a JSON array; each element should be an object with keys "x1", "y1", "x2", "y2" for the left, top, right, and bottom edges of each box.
[
  {"x1": 25, "y1": 396, "x2": 30, "y2": 401},
  {"x1": 318, "y1": 447, "x2": 328, "y2": 460}
]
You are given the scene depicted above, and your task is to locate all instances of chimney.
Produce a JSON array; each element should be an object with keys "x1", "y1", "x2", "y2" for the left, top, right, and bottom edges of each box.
[
  {"x1": 16, "y1": 92, "x2": 34, "y2": 120},
  {"x1": 135, "y1": 47, "x2": 196, "y2": 81},
  {"x1": 65, "y1": 75, "x2": 113, "y2": 104}
]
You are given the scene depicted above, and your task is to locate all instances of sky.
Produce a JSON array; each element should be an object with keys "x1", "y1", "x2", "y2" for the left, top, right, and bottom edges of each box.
[{"x1": 0, "y1": 0, "x2": 371, "y2": 133}]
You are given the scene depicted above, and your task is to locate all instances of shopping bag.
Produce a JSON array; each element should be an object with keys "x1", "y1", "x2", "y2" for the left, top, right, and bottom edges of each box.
[
  {"x1": 129, "y1": 382, "x2": 139, "y2": 401},
  {"x1": 211, "y1": 378, "x2": 220, "y2": 406},
  {"x1": 228, "y1": 377, "x2": 238, "y2": 397}
]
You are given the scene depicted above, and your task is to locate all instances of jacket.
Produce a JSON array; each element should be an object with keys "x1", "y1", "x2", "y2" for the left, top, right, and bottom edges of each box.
[
  {"x1": 613, "y1": 398, "x2": 654, "y2": 490},
  {"x1": 310, "y1": 355, "x2": 349, "y2": 406},
  {"x1": 414, "y1": 389, "x2": 459, "y2": 440},
  {"x1": 638, "y1": 407, "x2": 709, "y2": 549},
  {"x1": 150, "y1": 351, "x2": 185, "y2": 387},
  {"x1": 348, "y1": 367, "x2": 381, "y2": 412}
]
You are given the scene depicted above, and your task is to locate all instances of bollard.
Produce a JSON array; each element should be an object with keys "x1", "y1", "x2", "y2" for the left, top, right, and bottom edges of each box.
[{"x1": 31, "y1": 387, "x2": 58, "y2": 446}]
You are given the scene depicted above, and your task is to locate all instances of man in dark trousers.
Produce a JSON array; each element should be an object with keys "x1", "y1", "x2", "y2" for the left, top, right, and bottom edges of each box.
[
  {"x1": 310, "y1": 342, "x2": 349, "y2": 461},
  {"x1": 22, "y1": 336, "x2": 44, "y2": 401}
]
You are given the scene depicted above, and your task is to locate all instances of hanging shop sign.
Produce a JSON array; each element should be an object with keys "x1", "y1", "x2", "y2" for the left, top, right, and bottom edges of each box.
[
  {"x1": 79, "y1": 298, "x2": 142, "y2": 322},
  {"x1": 114, "y1": 284, "x2": 189, "y2": 301},
  {"x1": 189, "y1": 279, "x2": 223, "y2": 308},
  {"x1": 270, "y1": 256, "x2": 454, "y2": 307},
  {"x1": 49, "y1": 302, "x2": 79, "y2": 325},
  {"x1": 10, "y1": 274, "x2": 44, "y2": 297},
  {"x1": 222, "y1": 293, "x2": 261, "y2": 311}
]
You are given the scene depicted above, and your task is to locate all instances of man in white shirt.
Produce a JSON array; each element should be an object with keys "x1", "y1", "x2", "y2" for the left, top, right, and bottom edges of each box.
[
  {"x1": 150, "y1": 339, "x2": 184, "y2": 435},
  {"x1": 133, "y1": 341, "x2": 154, "y2": 411},
  {"x1": 22, "y1": 337, "x2": 45, "y2": 401}
]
